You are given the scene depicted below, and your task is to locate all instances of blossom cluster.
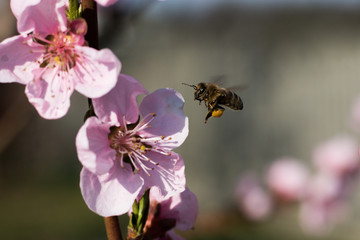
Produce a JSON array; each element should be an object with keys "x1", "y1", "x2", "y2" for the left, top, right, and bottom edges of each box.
[
  {"x1": 235, "y1": 137, "x2": 360, "y2": 234},
  {"x1": 1, "y1": 0, "x2": 121, "y2": 119},
  {"x1": 0, "y1": 0, "x2": 197, "y2": 239},
  {"x1": 234, "y1": 92, "x2": 360, "y2": 235}
]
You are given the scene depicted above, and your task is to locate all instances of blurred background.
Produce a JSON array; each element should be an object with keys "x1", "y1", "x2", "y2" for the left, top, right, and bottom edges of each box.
[{"x1": 2, "y1": 0, "x2": 360, "y2": 239}]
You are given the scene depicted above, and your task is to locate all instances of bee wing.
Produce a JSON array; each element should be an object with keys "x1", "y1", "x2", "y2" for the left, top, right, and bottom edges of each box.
[
  {"x1": 210, "y1": 75, "x2": 248, "y2": 92},
  {"x1": 210, "y1": 75, "x2": 226, "y2": 86},
  {"x1": 226, "y1": 84, "x2": 248, "y2": 92}
]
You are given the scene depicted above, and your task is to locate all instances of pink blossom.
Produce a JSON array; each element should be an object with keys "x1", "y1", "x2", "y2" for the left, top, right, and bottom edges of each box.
[
  {"x1": 300, "y1": 199, "x2": 348, "y2": 235},
  {"x1": 266, "y1": 157, "x2": 309, "y2": 202},
  {"x1": 142, "y1": 187, "x2": 198, "y2": 240},
  {"x1": 76, "y1": 74, "x2": 188, "y2": 217},
  {"x1": 0, "y1": 0, "x2": 121, "y2": 119},
  {"x1": 299, "y1": 173, "x2": 348, "y2": 235},
  {"x1": 234, "y1": 173, "x2": 273, "y2": 221},
  {"x1": 312, "y1": 136, "x2": 359, "y2": 177}
]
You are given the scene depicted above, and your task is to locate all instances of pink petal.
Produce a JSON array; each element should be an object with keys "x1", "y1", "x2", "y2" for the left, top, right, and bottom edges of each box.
[
  {"x1": 25, "y1": 68, "x2": 74, "y2": 119},
  {"x1": 235, "y1": 174, "x2": 273, "y2": 221},
  {"x1": 93, "y1": 74, "x2": 147, "y2": 126},
  {"x1": 169, "y1": 188, "x2": 198, "y2": 231},
  {"x1": 95, "y1": 0, "x2": 118, "y2": 6},
  {"x1": 10, "y1": 0, "x2": 41, "y2": 21},
  {"x1": 139, "y1": 88, "x2": 189, "y2": 150},
  {"x1": 306, "y1": 173, "x2": 342, "y2": 203},
  {"x1": 299, "y1": 199, "x2": 348, "y2": 235},
  {"x1": 0, "y1": 35, "x2": 41, "y2": 84},
  {"x1": 11, "y1": 0, "x2": 67, "y2": 34},
  {"x1": 312, "y1": 136, "x2": 359, "y2": 176},
  {"x1": 266, "y1": 157, "x2": 309, "y2": 202},
  {"x1": 80, "y1": 165, "x2": 144, "y2": 217},
  {"x1": 149, "y1": 187, "x2": 197, "y2": 231},
  {"x1": 76, "y1": 117, "x2": 115, "y2": 175},
  {"x1": 72, "y1": 47, "x2": 121, "y2": 98},
  {"x1": 139, "y1": 152, "x2": 186, "y2": 199}
]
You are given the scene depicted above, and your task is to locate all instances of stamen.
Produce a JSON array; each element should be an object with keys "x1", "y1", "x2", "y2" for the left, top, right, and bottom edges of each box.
[
  {"x1": 150, "y1": 147, "x2": 172, "y2": 156},
  {"x1": 107, "y1": 111, "x2": 175, "y2": 176},
  {"x1": 118, "y1": 153, "x2": 124, "y2": 168},
  {"x1": 132, "y1": 151, "x2": 159, "y2": 167},
  {"x1": 130, "y1": 151, "x2": 155, "y2": 176},
  {"x1": 128, "y1": 153, "x2": 139, "y2": 174},
  {"x1": 130, "y1": 113, "x2": 156, "y2": 133},
  {"x1": 122, "y1": 115, "x2": 128, "y2": 132}
]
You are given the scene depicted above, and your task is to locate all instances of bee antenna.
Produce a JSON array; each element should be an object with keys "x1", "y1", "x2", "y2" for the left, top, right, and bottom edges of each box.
[{"x1": 182, "y1": 83, "x2": 196, "y2": 89}]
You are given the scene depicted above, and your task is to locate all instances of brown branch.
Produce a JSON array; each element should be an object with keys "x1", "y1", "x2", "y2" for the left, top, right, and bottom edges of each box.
[
  {"x1": 104, "y1": 216, "x2": 123, "y2": 240},
  {"x1": 82, "y1": 0, "x2": 99, "y2": 49},
  {"x1": 81, "y1": 2, "x2": 122, "y2": 240}
]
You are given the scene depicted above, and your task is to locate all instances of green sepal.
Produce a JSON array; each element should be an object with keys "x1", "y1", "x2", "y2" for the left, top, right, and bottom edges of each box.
[
  {"x1": 129, "y1": 199, "x2": 139, "y2": 230},
  {"x1": 128, "y1": 189, "x2": 150, "y2": 235},
  {"x1": 137, "y1": 189, "x2": 150, "y2": 230},
  {"x1": 67, "y1": 0, "x2": 81, "y2": 20}
]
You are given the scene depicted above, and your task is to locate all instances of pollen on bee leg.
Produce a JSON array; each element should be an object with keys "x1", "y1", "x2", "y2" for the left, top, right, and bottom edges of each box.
[{"x1": 212, "y1": 109, "x2": 224, "y2": 118}]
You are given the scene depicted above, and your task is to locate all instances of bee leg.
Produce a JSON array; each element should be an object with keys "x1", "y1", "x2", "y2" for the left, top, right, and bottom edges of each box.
[{"x1": 204, "y1": 110, "x2": 213, "y2": 124}]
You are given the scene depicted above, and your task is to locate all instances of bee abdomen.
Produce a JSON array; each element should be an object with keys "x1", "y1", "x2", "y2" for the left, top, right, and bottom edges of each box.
[{"x1": 219, "y1": 91, "x2": 243, "y2": 110}]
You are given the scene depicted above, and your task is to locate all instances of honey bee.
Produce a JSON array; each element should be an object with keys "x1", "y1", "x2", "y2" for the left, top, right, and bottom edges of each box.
[{"x1": 182, "y1": 82, "x2": 243, "y2": 123}]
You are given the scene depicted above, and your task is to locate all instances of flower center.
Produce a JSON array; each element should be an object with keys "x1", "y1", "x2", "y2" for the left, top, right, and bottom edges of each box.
[
  {"x1": 108, "y1": 113, "x2": 175, "y2": 176},
  {"x1": 32, "y1": 32, "x2": 79, "y2": 71}
]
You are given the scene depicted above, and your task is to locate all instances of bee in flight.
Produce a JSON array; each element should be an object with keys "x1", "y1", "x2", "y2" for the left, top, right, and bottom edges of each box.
[{"x1": 182, "y1": 82, "x2": 243, "y2": 123}]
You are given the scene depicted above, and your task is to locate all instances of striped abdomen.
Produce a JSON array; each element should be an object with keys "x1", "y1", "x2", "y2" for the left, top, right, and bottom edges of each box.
[{"x1": 218, "y1": 90, "x2": 243, "y2": 110}]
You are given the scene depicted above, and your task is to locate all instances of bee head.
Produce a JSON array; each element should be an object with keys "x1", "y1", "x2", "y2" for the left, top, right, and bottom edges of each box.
[
  {"x1": 182, "y1": 82, "x2": 207, "y2": 101},
  {"x1": 194, "y1": 83, "x2": 207, "y2": 101}
]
